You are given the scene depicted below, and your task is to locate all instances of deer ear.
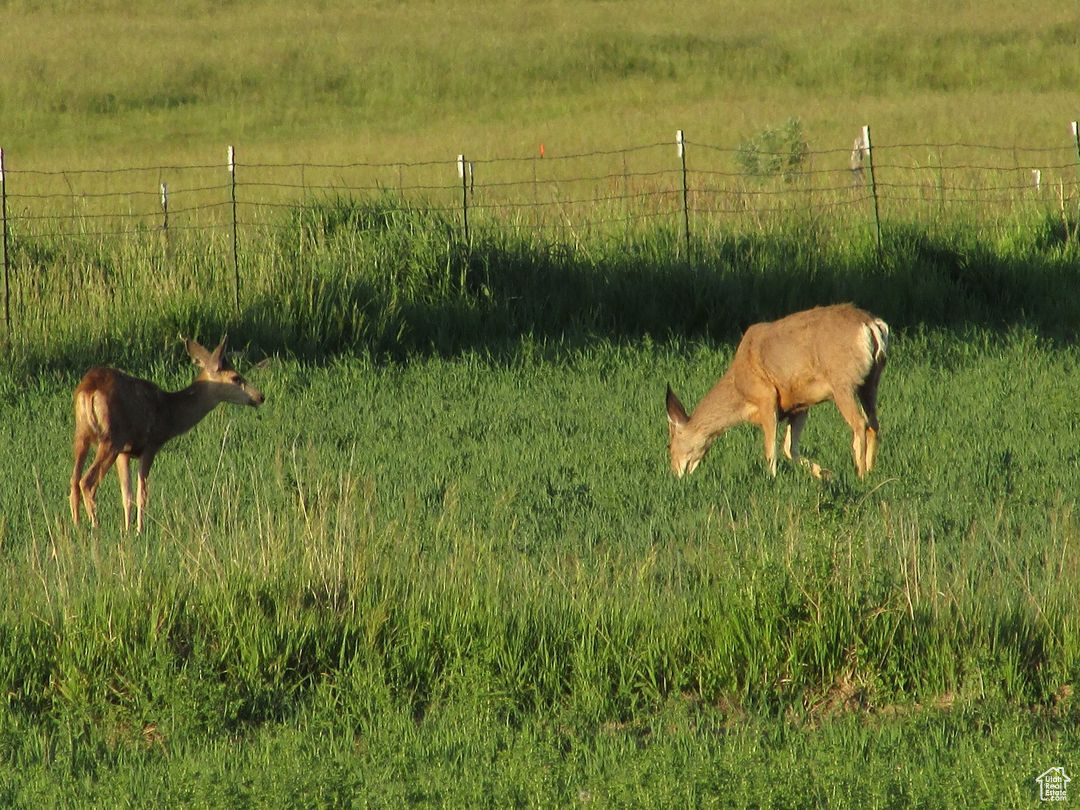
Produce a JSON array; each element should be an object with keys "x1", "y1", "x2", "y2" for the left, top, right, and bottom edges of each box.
[
  {"x1": 185, "y1": 338, "x2": 213, "y2": 369},
  {"x1": 208, "y1": 336, "x2": 228, "y2": 371},
  {"x1": 666, "y1": 385, "x2": 689, "y2": 428}
]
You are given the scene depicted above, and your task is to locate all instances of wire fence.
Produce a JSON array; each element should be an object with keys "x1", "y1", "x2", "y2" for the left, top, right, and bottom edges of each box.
[{"x1": 1, "y1": 124, "x2": 1079, "y2": 332}]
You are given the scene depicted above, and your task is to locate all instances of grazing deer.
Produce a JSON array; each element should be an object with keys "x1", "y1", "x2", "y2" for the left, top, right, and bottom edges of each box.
[
  {"x1": 70, "y1": 337, "x2": 264, "y2": 532},
  {"x1": 666, "y1": 304, "x2": 889, "y2": 480}
]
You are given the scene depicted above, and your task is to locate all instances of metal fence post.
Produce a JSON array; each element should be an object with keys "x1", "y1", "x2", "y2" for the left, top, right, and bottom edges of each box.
[
  {"x1": 1, "y1": 147, "x2": 9, "y2": 339},
  {"x1": 863, "y1": 125, "x2": 883, "y2": 260},
  {"x1": 228, "y1": 145, "x2": 240, "y2": 312},
  {"x1": 458, "y1": 154, "x2": 470, "y2": 246},
  {"x1": 676, "y1": 130, "x2": 691, "y2": 268}
]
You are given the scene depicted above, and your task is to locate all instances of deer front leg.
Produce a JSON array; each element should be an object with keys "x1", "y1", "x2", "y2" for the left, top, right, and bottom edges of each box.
[{"x1": 782, "y1": 411, "x2": 806, "y2": 463}]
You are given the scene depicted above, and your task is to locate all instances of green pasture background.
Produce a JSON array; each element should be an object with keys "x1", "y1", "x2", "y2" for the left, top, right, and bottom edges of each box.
[{"x1": 2, "y1": 0, "x2": 1078, "y2": 166}]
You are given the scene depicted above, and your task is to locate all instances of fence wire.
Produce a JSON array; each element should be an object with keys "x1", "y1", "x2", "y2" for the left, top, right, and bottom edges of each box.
[{"x1": 1, "y1": 133, "x2": 1079, "y2": 256}]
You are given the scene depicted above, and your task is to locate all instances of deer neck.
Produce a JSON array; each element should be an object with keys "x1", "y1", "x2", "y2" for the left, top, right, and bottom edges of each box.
[
  {"x1": 160, "y1": 380, "x2": 227, "y2": 442},
  {"x1": 688, "y1": 373, "x2": 750, "y2": 440}
]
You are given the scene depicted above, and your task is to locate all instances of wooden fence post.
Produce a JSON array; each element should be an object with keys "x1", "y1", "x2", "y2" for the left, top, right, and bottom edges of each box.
[{"x1": 158, "y1": 180, "x2": 171, "y2": 264}]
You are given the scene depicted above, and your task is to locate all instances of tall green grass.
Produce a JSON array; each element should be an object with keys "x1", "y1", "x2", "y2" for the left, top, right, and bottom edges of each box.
[{"x1": 3, "y1": 192, "x2": 1077, "y2": 380}]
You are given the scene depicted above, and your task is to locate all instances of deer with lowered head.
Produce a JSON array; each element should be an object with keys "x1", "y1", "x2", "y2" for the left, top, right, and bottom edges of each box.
[
  {"x1": 70, "y1": 337, "x2": 264, "y2": 532},
  {"x1": 666, "y1": 304, "x2": 889, "y2": 480}
]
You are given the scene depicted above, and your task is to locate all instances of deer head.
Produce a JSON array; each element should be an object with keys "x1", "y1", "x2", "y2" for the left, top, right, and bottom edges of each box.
[
  {"x1": 666, "y1": 385, "x2": 710, "y2": 478},
  {"x1": 185, "y1": 337, "x2": 264, "y2": 407}
]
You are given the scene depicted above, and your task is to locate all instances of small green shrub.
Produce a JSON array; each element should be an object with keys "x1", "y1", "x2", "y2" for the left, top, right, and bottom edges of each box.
[{"x1": 735, "y1": 117, "x2": 810, "y2": 182}]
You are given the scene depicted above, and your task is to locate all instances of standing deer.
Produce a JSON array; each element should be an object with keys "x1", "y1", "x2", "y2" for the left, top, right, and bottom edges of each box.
[
  {"x1": 666, "y1": 303, "x2": 888, "y2": 480},
  {"x1": 70, "y1": 337, "x2": 264, "y2": 532}
]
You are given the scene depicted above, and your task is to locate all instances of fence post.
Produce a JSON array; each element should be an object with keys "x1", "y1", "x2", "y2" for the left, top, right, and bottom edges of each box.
[
  {"x1": 158, "y1": 180, "x2": 171, "y2": 264},
  {"x1": 533, "y1": 143, "x2": 543, "y2": 217},
  {"x1": 457, "y1": 154, "x2": 470, "y2": 246},
  {"x1": 1, "y1": 147, "x2": 9, "y2": 340},
  {"x1": 1072, "y1": 122, "x2": 1080, "y2": 187},
  {"x1": 1071, "y1": 121, "x2": 1080, "y2": 236},
  {"x1": 676, "y1": 130, "x2": 691, "y2": 268},
  {"x1": 228, "y1": 145, "x2": 239, "y2": 312},
  {"x1": 862, "y1": 125, "x2": 883, "y2": 260}
]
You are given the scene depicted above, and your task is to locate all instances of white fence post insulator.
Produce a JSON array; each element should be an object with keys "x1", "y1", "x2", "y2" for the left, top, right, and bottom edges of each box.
[
  {"x1": 676, "y1": 130, "x2": 691, "y2": 268},
  {"x1": 1031, "y1": 169, "x2": 1042, "y2": 192},
  {"x1": 160, "y1": 182, "x2": 169, "y2": 231}
]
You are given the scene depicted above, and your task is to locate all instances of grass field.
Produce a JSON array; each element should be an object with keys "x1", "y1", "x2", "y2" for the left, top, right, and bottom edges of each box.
[
  {"x1": 1, "y1": 203, "x2": 1078, "y2": 805},
  {"x1": 2, "y1": 2, "x2": 1080, "y2": 806},
  {"x1": 2, "y1": 0, "x2": 1078, "y2": 165}
]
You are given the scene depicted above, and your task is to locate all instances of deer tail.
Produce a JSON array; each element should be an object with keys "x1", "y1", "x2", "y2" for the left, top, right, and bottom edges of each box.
[
  {"x1": 74, "y1": 389, "x2": 107, "y2": 438},
  {"x1": 866, "y1": 318, "x2": 889, "y2": 364}
]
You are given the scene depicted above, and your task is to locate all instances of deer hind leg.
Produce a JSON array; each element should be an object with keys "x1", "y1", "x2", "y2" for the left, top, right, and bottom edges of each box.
[
  {"x1": 71, "y1": 437, "x2": 92, "y2": 525},
  {"x1": 864, "y1": 427, "x2": 879, "y2": 474},
  {"x1": 117, "y1": 453, "x2": 134, "y2": 532},
  {"x1": 833, "y1": 390, "x2": 871, "y2": 478},
  {"x1": 857, "y1": 375, "x2": 882, "y2": 474},
  {"x1": 135, "y1": 453, "x2": 156, "y2": 534},
  {"x1": 79, "y1": 442, "x2": 120, "y2": 529},
  {"x1": 783, "y1": 411, "x2": 830, "y2": 480}
]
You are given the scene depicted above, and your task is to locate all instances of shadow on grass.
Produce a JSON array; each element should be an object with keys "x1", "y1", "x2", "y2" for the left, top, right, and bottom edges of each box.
[{"x1": 8, "y1": 200, "x2": 1079, "y2": 379}]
